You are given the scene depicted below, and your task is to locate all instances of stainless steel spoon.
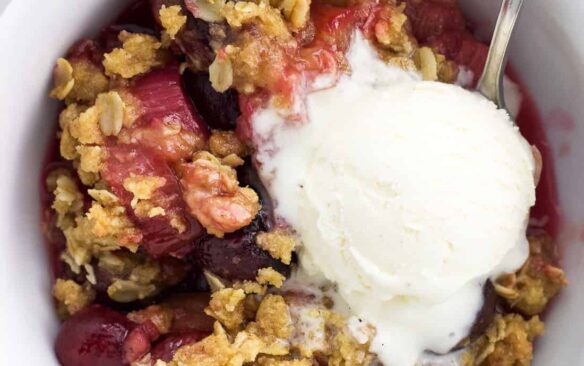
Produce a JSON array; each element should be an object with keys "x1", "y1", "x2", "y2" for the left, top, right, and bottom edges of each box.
[{"x1": 477, "y1": 0, "x2": 525, "y2": 110}]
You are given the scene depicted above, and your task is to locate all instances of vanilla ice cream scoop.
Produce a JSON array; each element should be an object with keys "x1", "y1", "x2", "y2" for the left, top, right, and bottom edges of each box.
[{"x1": 251, "y1": 34, "x2": 536, "y2": 366}]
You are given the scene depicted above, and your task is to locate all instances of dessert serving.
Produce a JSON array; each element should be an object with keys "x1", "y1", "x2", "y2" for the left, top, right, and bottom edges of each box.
[{"x1": 41, "y1": 0, "x2": 567, "y2": 365}]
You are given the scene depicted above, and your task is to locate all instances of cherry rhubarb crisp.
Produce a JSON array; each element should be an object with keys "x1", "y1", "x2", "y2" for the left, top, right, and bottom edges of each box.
[{"x1": 42, "y1": 0, "x2": 565, "y2": 365}]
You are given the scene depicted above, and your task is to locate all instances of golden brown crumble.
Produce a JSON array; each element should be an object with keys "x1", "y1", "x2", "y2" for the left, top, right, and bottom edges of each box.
[
  {"x1": 58, "y1": 104, "x2": 84, "y2": 160},
  {"x1": 98, "y1": 250, "x2": 186, "y2": 303},
  {"x1": 51, "y1": 173, "x2": 84, "y2": 230},
  {"x1": 233, "y1": 267, "x2": 285, "y2": 295},
  {"x1": 76, "y1": 145, "x2": 103, "y2": 173},
  {"x1": 123, "y1": 174, "x2": 167, "y2": 208},
  {"x1": 255, "y1": 294, "x2": 292, "y2": 339},
  {"x1": 66, "y1": 59, "x2": 110, "y2": 104},
  {"x1": 220, "y1": 31, "x2": 291, "y2": 94},
  {"x1": 53, "y1": 279, "x2": 96, "y2": 317},
  {"x1": 170, "y1": 322, "x2": 257, "y2": 366},
  {"x1": 159, "y1": 5, "x2": 187, "y2": 40},
  {"x1": 205, "y1": 288, "x2": 247, "y2": 331},
  {"x1": 50, "y1": 58, "x2": 75, "y2": 100},
  {"x1": 463, "y1": 314, "x2": 544, "y2": 366},
  {"x1": 257, "y1": 267, "x2": 285, "y2": 288},
  {"x1": 495, "y1": 234, "x2": 567, "y2": 316},
  {"x1": 61, "y1": 189, "x2": 142, "y2": 267},
  {"x1": 271, "y1": 0, "x2": 311, "y2": 30},
  {"x1": 221, "y1": 1, "x2": 290, "y2": 39},
  {"x1": 68, "y1": 105, "x2": 105, "y2": 145},
  {"x1": 256, "y1": 356, "x2": 313, "y2": 366},
  {"x1": 103, "y1": 31, "x2": 168, "y2": 78},
  {"x1": 255, "y1": 229, "x2": 296, "y2": 265},
  {"x1": 86, "y1": 201, "x2": 136, "y2": 240},
  {"x1": 373, "y1": 4, "x2": 416, "y2": 57},
  {"x1": 233, "y1": 280, "x2": 267, "y2": 295},
  {"x1": 169, "y1": 319, "x2": 289, "y2": 365},
  {"x1": 77, "y1": 166, "x2": 100, "y2": 186},
  {"x1": 209, "y1": 130, "x2": 249, "y2": 158},
  {"x1": 413, "y1": 47, "x2": 458, "y2": 83}
]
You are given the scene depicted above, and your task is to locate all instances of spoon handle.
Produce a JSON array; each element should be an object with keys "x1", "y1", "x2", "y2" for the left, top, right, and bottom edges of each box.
[{"x1": 477, "y1": 0, "x2": 525, "y2": 109}]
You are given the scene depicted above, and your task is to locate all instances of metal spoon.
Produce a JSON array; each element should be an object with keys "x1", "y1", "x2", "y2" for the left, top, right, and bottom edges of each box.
[{"x1": 477, "y1": 0, "x2": 525, "y2": 110}]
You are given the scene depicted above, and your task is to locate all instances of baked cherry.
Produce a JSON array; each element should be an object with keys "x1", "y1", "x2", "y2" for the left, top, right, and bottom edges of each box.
[
  {"x1": 404, "y1": 0, "x2": 466, "y2": 42},
  {"x1": 163, "y1": 293, "x2": 215, "y2": 334},
  {"x1": 183, "y1": 71, "x2": 240, "y2": 130},
  {"x1": 55, "y1": 305, "x2": 131, "y2": 366},
  {"x1": 150, "y1": 331, "x2": 209, "y2": 362},
  {"x1": 193, "y1": 221, "x2": 289, "y2": 281}
]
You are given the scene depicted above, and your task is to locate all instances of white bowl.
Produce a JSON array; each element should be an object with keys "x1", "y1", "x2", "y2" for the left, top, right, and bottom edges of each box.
[{"x1": 0, "y1": 0, "x2": 582, "y2": 364}]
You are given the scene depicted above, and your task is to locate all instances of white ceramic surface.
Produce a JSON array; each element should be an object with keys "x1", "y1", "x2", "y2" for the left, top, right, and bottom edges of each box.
[{"x1": 0, "y1": 0, "x2": 582, "y2": 364}]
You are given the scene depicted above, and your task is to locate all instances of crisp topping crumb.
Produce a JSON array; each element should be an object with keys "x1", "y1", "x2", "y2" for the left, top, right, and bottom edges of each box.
[
  {"x1": 87, "y1": 201, "x2": 135, "y2": 239},
  {"x1": 255, "y1": 230, "x2": 296, "y2": 264},
  {"x1": 50, "y1": 58, "x2": 75, "y2": 100},
  {"x1": 373, "y1": 4, "x2": 416, "y2": 57},
  {"x1": 495, "y1": 234, "x2": 567, "y2": 316},
  {"x1": 53, "y1": 279, "x2": 95, "y2": 316},
  {"x1": 69, "y1": 105, "x2": 104, "y2": 145},
  {"x1": 123, "y1": 174, "x2": 167, "y2": 209},
  {"x1": 233, "y1": 280, "x2": 266, "y2": 295},
  {"x1": 257, "y1": 356, "x2": 313, "y2": 366},
  {"x1": 51, "y1": 174, "x2": 84, "y2": 230},
  {"x1": 205, "y1": 288, "x2": 246, "y2": 330},
  {"x1": 103, "y1": 31, "x2": 167, "y2": 78},
  {"x1": 67, "y1": 59, "x2": 109, "y2": 104},
  {"x1": 272, "y1": 0, "x2": 310, "y2": 30},
  {"x1": 255, "y1": 294, "x2": 292, "y2": 339},
  {"x1": 159, "y1": 5, "x2": 187, "y2": 40},
  {"x1": 221, "y1": 1, "x2": 290, "y2": 38},
  {"x1": 257, "y1": 267, "x2": 285, "y2": 288},
  {"x1": 463, "y1": 314, "x2": 544, "y2": 366},
  {"x1": 77, "y1": 145, "x2": 103, "y2": 173}
]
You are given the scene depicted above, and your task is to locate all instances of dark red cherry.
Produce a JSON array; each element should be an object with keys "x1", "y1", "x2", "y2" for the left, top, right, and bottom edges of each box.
[
  {"x1": 183, "y1": 71, "x2": 240, "y2": 130},
  {"x1": 150, "y1": 331, "x2": 209, "y2": 362},
  {"x1": 55, "y1": 305, "x2": 131, "y2": 366},
  {"x1": 193, "y1": 222, "x2": 290, "y2": 281}
]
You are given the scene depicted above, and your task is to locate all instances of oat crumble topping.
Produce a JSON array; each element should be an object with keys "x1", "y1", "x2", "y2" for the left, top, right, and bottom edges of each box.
[
  {"x1": 103, "y1": 31, "x2": 168, "y2": 78},
  {"x1": 256, "y1": 229, "x2": 296, "y2": 265},
  {"x1": 53, "y1": 279, "x2": 96, "y2": 317},
  {"x1": 159, "y1": 5, "x2": 188, "y2": 40}
]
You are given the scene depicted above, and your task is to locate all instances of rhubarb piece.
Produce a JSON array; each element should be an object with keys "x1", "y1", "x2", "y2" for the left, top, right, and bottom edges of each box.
[
  {"x1": 102, "y1": 144, "x2": 204, "y2": 257},
  {"x1": 119, "y1": 65, "x2": 209, "y2": 162}
]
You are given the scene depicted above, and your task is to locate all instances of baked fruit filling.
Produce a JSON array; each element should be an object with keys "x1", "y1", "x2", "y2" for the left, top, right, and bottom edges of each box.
[{"x1": 42, "y1": 0, "x2": 566, "y2": 365}]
